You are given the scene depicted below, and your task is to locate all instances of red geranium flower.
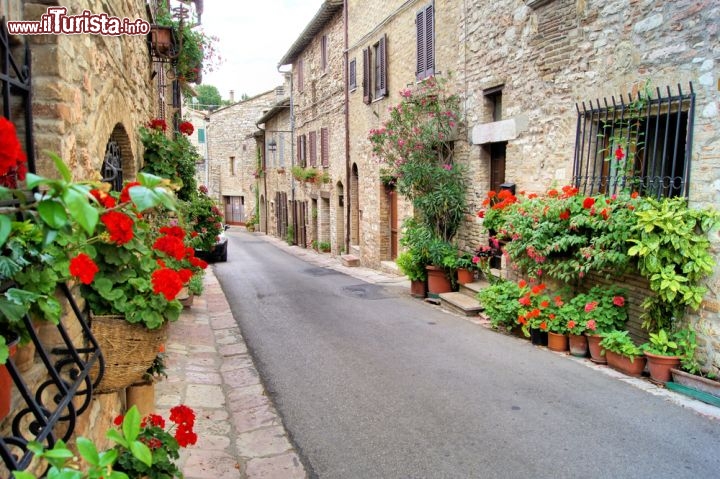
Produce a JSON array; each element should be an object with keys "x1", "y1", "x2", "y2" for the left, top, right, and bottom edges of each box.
[
  {"x1": 169, "y1": 404, "x2": 196, "y2": 427},
  {"x1": 613, "y1": 296, "x2": 625, "y2": 307},
  {"x1": 547, "y1": 189, "x2": 559, "y2": 197},
  {"x1": 90, "y1": 189, "x2": 116, "y2": 208},
  {"x1": 120, "y1": 181, "x2": 141, "y2": 203},
  {"x1": 174, "y1": 426, "x2": 198, "y2": 447},
  {"x1": 178, "y1": 268, "x2": 193, "y2": 284},
  {"x1": 151, "y1": 268, "x2": 184, "y2": 301},
  {"x1": 149, "y1": 118, "x2": 167, "y2": 131},
  {"x1": 179, "y1": 121, "x2": 194, "y2": 136},
  {"x1": 190, "y1": 256, "x2": 208, "y2": 269},
  {"x1": 518, "y1": 279, "x2": 527, "y2": 288},
  {"x1": 160, "y1": 226, "x2": 186, "y2": 239},
  {"x1": 0, "y1": 117, "x2": 28, "y2": 187},
  {"x1": 586, "y1": 319, "x2": 597, "y2": 331},
  {"x1": 153, "y1": 235, "x2": 186, "y2": 260},
  {"x1": 567, "y1": 320, "x2": 576, "y2": 329},
  {"x1": 631, "y1": 191, "x2": 639, "y2": 199},
  {"x1": 519, "y1": 294, "x2": 531, "y2": 306},
  {"x1": 531, "y1": 284, "x2": 546, "y2": 295},
  {"x1": 559, "y1": 209, "x2": 570, "y2": 220},
  {"x1": 101, "y1": 211, "x2": 135, "y2": 244},
  {"x1": 539, "y1": 321, "x2": 547, "y2": 330},
  {"x1": 582, "y1": 197, "x2": 595, "y2": 209},
  {"x1": 540, "y1": 300, "x2": 550, "y2": 308},
  {"x1": 584, "y1": 301, "x2": 598, "y2": 312},
  {"x1": 615, "y1": 146, "x2": 625, "y2": 161},
  {"x1": 113, "y1": 415, "x2": 124, "y2": 426},
  {"x1": 69, "y1": 253, "x2": 99, "y2": 285}
]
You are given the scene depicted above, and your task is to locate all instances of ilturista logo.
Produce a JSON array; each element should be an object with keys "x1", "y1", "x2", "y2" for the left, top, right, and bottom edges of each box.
[{"x1": 7, "y1": 7, "x2": 150, "y2": 36}]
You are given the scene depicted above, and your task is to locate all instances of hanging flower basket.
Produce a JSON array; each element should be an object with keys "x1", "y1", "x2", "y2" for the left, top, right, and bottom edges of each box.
[
  {"x1": 149, "y1": 24, "x2": 175, "y2": 58},
  {"x1": 91, "y1": 315, "x2": 168, "y2": 394}
]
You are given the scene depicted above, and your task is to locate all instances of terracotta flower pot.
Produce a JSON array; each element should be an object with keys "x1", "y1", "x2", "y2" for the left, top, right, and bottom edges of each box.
[
  {"x1": 586, "y1": 334, "x2": 606, "y2": 364},
  {"x1": 547, "y1": 332, "x2": 569, "y2": 352},
  {"x1": 426, "y1": 265, "x2": 452, "y2": 297},
  {"x1": 644, "y1": 352, "x2": 681, "y2": 384},
  {"x1": 410, "y1": 279, "x2": 427, "y2": 299},
  {"x1": 456, "y1": 268, "x2": 474, "y2": 285},
  {"x1": 606, "y1": 351, "x2": 647, "y2": 377},
  {"x1": 568, "y1": 334, "x2": 588, "y2": 358}
]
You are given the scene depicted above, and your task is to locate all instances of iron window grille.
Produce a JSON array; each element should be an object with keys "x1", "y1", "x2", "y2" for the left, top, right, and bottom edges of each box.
[{"x1": 573, "y1": 83, "x2": 695, "y2": 199}]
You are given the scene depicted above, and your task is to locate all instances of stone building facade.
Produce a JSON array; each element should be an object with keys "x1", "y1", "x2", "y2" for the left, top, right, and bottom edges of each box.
[
  {"x1": 1, "y1": 0, "x2": 166, "y2": 472},
  {"x1": 256, "y1": 99, "x2": 292, "y2": 238},
  {"x1": 278, "y1": 0, "x2": 346, "y2": 254},
  {"x1": 346, "y1": 0, "x2": 467, "y2": 267},
  {"x1": 206, "y1": 90, "x2": 278, "y2": 223},
  {"x1": 459, "y1": 0, "x2": 720, "y2": 371}
]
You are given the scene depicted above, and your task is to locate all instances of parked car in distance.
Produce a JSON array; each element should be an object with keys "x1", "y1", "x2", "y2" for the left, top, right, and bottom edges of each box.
[{"x1": 196, "y1": 225, "x2": 228, "y2": 262}]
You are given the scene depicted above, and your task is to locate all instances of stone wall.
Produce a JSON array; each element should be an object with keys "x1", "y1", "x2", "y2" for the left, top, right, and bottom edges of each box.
[
  {"x1": 346, "y1": 0, "x2": 466, "y2": 267},
  {"x1": 461, "y1": 0, "x2": 720, "y2": 373},
  {"x1": 24, "y1": 0, "x2": 155, "y2": 183},
  {"x1": 207, "y1": 91, "x2": 278, "y2": 220},
  {"x1": 291, "y1": 9, "x2": 347, "y2": 254},
  {"x1": 1, "y1": 1, "x2": 159, "y2": 474}
]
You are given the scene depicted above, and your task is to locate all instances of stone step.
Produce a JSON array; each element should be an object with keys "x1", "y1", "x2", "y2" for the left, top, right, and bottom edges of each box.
[
  {"x1": 379, "y1": 260, "x2": 400, "y2": 276},
  {"x1": 439, "y1": 291, "x2": 484, "y2": 317},
  {"x1": 459, "y1": 279, "x2": 491, "y2": 298},
  {"x1": 340, "y1": 254, "x2": 360, "y2": 267}
]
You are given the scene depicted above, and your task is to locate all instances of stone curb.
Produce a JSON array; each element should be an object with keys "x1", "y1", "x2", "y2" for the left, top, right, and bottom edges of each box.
[{"x1": 156, "y1": 270, "x2": 307, "y2": 479}]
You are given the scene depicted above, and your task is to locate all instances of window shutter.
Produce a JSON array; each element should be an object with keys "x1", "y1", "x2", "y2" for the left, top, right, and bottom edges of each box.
[
  {"x1": 425, "y1": 5, "x2": 434, "y2": 77},
  {"x1": 301, "y1": 135, "x2": 307, "y2": 167},
  {"x1": 378, "y1": 34, "x2": 387, "y2": 97},
  {"x1": 309, "y1": 131, "x2": 317, "y2": 167},
  {"x1": 298, "y1": 59, "x2": 304, "y2": 92},
  {"x1": 321, "y1": 128, "x2": 329, "y2": 167},
  {"x1": 297, "y1": 135, "x2": 301, "y2": 165},
  {"x1": 362, "y1": 47, "x2": 371, "y2": 104},
  {"x1": 349, "y1": 59, "x2": 357, "y2": 90},
  {"x1": 416, "y1": 8, "x2": 425, "y2": 79}
]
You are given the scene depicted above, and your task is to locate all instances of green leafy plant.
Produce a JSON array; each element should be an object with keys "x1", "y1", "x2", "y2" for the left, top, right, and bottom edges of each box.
[
  {"x1": 318, "y1": 241, "x2": 331, "y2": 252},
  {"x1": 12, "y1": 405, "x2": 152, "y2": 479},
  {"x1": 184, "y1": 185, "x2": 224, "y2": 252},
  {"x1": 396, "y1": 250, "x2": 427, "y2": 282},
  {"x1": 188, "y1": 271, "x2": 204, "y2": 296},
  {"x1": 140, "y1": 119, "x2": 199, "y2": 201},
  {"x1": 476, "y1": 280, "x2": 522, "y2": 331},
  {"x1": 599, "y1": 330, "x2": 644, "y2": 361},
  {"x1": 642, "y1": 328, "x2": 696, "y2": 360},
  {"x1": 290, "y1": 166, "x2": 319, "y2": 183},
  {"x1": 369, "y1": 75, "x2": 466, "y2": 243},
  {"x1": 627, "y1": 196, "x2": 719, "y2": 332}
]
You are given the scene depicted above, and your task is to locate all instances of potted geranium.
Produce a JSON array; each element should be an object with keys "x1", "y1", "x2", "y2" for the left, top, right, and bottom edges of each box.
[
  {"x1": 569, "y1": 286, "x2": 629, "y2": 364},
  {"x1": 599, "y1": 330, "x2": 647, "y2": 376},
  {"x1": 476, "y1": 280, "x2": 522, "y2": 333}
]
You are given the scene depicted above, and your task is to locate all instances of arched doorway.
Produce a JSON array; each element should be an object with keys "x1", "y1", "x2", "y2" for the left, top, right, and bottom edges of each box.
[
  {"x1": 101, "y1": 124, "x2": 134, "y2": 191},
  {"x1": 260, "y1": 194, "x2": 266, "y2": 233}
]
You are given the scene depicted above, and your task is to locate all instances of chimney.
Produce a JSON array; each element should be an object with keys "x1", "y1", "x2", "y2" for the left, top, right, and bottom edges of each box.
[{"x1": 229, "y1": 90, "x2": 235, "y2": 103}]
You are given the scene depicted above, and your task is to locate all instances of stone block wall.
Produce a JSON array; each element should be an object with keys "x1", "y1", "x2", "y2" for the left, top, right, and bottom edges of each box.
[
  {"x1": 461, "y1": 0, "x2": 720, "y2": 373},
  {"x1": 207, "y1": 91, "x2": 278, "y2": 217},
  {"x1": 346, "y1": 0, "x2": 466, "y2": 268},
  {"x1": 291, "y1": 9, "x2": 347, "y2": 254},
  {"x1": 24, "y1": 0, "x2": 154, "y2": 183}
]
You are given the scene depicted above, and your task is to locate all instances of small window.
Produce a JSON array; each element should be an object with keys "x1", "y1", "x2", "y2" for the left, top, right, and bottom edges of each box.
[
  {"x1": 483, "y1": 85, "x2": 503, "y2": 122},
  {"x1": 321, "y1": 34, "x2": 328, "y2": 72},
  {"x1": 197, "y1": 128, "x2": 205, "y2": 143},
  {"x1": 416, "y1": 4, "x2": 434, "y2": 80},
  {"x1": 297, "y1": 134, "x2": 308, "y2": 167},
  {"x1": 349, "y1": 58, "x2": 357, "y2": 91},
  {"x1": 573, "y1": 84, "x2": 695, "y2": 199},
  {"x1": 229, "y1": 156, "x2": 235, "y2": 176}
]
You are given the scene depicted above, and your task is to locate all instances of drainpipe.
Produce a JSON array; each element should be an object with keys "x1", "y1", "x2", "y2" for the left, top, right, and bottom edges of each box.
[
  {"x1": 282, "y1": 65, "x2": 297, "y2": 245},
  {"x1": 343, "y1": 0, "x2": 350, "y2": 255}
]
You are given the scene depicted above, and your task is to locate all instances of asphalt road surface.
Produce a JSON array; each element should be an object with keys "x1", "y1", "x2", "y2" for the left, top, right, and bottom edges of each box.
[{"x1": 214, "y1": 230, "x2": 720, "y2": 479}]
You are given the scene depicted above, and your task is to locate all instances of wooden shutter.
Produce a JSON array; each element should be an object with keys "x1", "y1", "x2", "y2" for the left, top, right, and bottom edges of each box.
[
  {"x1": 425, "y1": 5, "x2": 434, "y2": 77},
  {"x1": 416, "y1": 4, "x2": 434, "y2": 80},
  {"x1": 301, "y1": 135, "x2": 307, "y2": 167},
  {"x1": 296, "y1": 135, "x2": 301, "y2": 165},
  {"x1": 362, "y1": 47, "x2": 371, "y2": 104},
  {"x1": 309, "y1": 131, "x2": 317, "y2": 166},
  {"x1": 321, "y1": 128, "x2": 329, "y2": 167},
  {"x1": 378, "y1": 34, "x2": 387, "y2": 97},
  {"x1": 416, "y1": 8, "x2": 425, "y2": 79},
  {"x1": 298, "y1": 58, "x2": 304, "y2": 92}
]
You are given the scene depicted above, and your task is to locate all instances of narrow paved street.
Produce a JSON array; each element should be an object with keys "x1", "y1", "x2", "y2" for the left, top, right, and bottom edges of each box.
[{"x1": 215, "y1": 229, "x2": 720, "y2": 479}]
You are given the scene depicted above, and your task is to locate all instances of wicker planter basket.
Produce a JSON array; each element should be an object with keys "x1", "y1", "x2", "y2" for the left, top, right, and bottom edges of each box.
[{"x1": 91, "y1": 315, "x2": 168, "y2": 394}]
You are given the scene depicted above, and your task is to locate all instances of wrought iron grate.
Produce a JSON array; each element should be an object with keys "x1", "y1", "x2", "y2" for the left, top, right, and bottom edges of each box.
[{"x1": 572, "y1": 83, "x2": 695, "y2": 199}]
